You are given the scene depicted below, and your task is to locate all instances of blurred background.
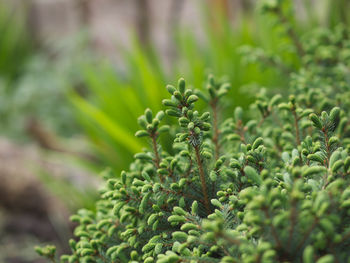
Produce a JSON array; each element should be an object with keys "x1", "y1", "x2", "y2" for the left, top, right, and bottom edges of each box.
[{"x1": 0, "y1": 0, "x2": 348, "y2": 262}]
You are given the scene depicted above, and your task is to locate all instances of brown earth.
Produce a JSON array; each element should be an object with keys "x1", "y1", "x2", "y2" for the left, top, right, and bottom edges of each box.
[{"x1": 0, "y1": 138, "x2": 99, "y2": 263}]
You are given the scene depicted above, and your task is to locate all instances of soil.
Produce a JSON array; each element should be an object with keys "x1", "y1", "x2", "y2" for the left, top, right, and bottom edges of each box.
[{"x1": 0, "y1": 138, "x2": 99, "y2": 263}]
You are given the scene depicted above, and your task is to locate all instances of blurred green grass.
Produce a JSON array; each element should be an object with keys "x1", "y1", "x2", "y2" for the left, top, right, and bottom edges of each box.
[{"x1": 0, "y1": 2, "x2": 33, "y2": 83}]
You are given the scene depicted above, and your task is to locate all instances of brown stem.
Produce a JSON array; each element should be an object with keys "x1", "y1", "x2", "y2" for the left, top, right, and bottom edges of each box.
[
  {"x1": 222, "y1": 233, "x2": 241, "y2": 246},
  {"x1": 329, "y1": 244, "x2": 340, "y2": 263},
  {"x1": 236, "y1": 120, "x2": 247, "y2": 143},
  {"x1": 97, "y1": 254, "x2": 108, "y2": 263},
  {"x1": 295, "y1": 218, "x2": 318, "y2": 253},
  {"x1": 185, "y1": 156, "x2": 193, "y2": 177},
  {"x1": 260, "y1": 56, "x2": 292, "y2": 75},
  {"x1": 151, "y1": 133, "x2": 163, "y2": 182},
  {"x1": 287, "y1": 200, "x2": 297, "y2": 248},
  {"x1": 257, "y1": 111, "x2": 270, "y2": 128},
  {"x1": 323, "y1": 128, "x2": 331, "y2": 160},
  {"x1": 340, "y1": 231, "x2": 350, "y2": 242},
  {"x1": 263, "y1": 208, "x2": 282, "y2": 249},
  {"x1": 194, "y1": 146, "x2": 210, "y2": 214},
  {"x1": 210, "y1": 99, "x2": 220, "y2": 160},
  {"x1": 292, "y1": 109, "x2": 301, "y2": 146}
]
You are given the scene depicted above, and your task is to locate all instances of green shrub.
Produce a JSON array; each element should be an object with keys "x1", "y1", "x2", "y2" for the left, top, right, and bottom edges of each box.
[{"x1": 37, "y1": 18, "x2": 350, "y2": 262}]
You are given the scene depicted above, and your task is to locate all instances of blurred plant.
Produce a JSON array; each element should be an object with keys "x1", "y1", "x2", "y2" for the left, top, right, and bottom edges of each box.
[
  {"x1": 304, "y1": 0, "x2": 350, "y2": 28},
  {"x1": 0, "y1": 33, "x2": 91, "y2": 141},
  {"x1": 0, "y1": 4, "x2": 101, "y2": 261},
  {"x1": 0, "y1": 2, "x2": 33, "y2": 83},
  {"x1": 71, "y1": 41, "x2": 169, "y2": 171}
]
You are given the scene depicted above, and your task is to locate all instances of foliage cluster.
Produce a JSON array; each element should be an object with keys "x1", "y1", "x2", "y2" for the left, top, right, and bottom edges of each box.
[{"x1": 37, "y1": 2, "x2": 350, "y2": 261}]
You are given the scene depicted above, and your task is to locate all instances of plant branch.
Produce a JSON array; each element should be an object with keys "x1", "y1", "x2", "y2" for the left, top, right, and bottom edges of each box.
[
  {"x1": 295, "y1": 218, "x2": 318, "y2": 253},
  {"x1": 276, "y1": 8, "x2": 305, "y2": 57},
  {"x1": 292, "y1": 109, "x2": 301, "y2": 145},
  {"x1": 150, "y1": 132, "x2": 163, "y2": 182},
  {"x1": 287, "y1": 199, "x2": 297, "y2": 248},
  {"x1": 210, "y1": 98, "x2": 220, "y2": 160},
  {"x1": 263, "y1": 208, "x2": 282, "y2": 249},
  {"x1": 194, "y1": 145, "x2": 210, "y2": 214}
]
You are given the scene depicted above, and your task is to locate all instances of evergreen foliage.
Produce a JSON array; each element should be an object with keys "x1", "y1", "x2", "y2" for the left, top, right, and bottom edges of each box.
[{"x1": 37, "y1": 1, "x2": 350, "y2": 262}]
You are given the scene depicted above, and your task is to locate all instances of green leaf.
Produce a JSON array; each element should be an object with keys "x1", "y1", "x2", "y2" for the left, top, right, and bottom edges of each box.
[{"x1": 71, "y1": 94, "x2": 143, "y2": 153}]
